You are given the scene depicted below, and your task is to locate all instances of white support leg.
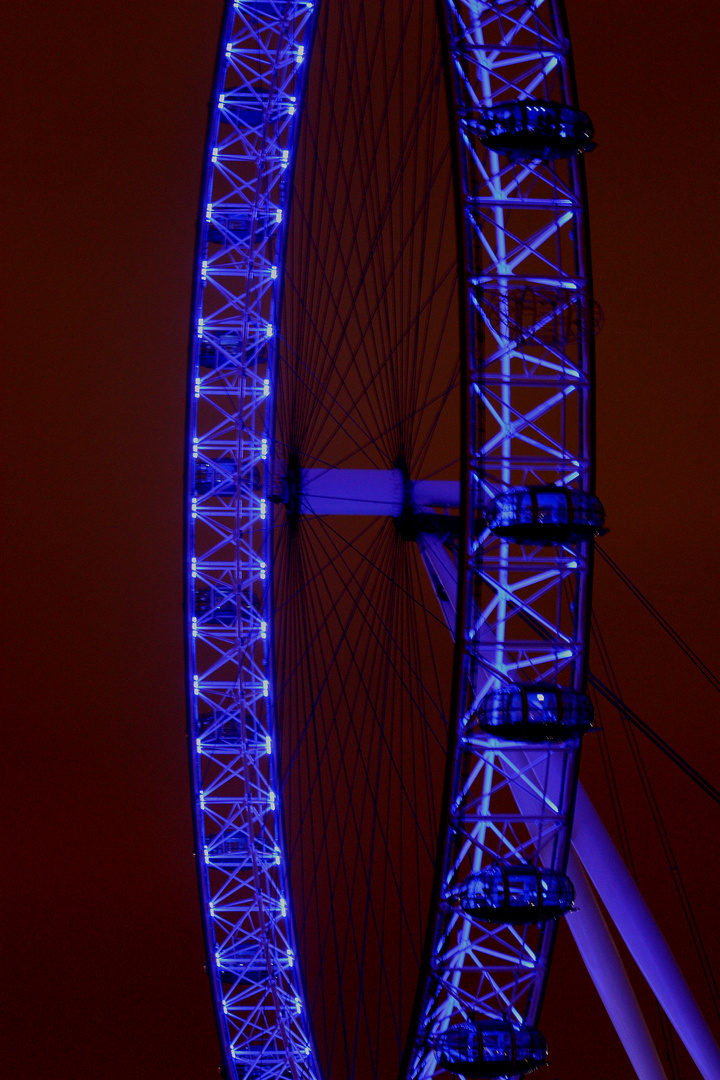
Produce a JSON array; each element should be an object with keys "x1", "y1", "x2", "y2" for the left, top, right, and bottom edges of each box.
[
  {"x1": 512, "y1": 760, "x2": 668, "y2": 1080},
  {"x1": 572, "y1": 782, "x2": 720, "y2": 1080},
  {"x1": 566, "y1": 847, "x2": 668, "y2": 1080},
  {"x1": 295, "y1": 469, "x2": 720, "y2": 1079},
  {"x1": 418, "y1": 532, "x2": 459, "y2": 635}
]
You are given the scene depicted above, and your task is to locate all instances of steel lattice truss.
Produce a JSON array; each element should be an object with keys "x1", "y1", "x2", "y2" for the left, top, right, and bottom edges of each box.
[
  {"x1": 188, "y1": 3, "x2": 596, "y2": 1080},
  {"x1": 408, "y1": 2, "x2": 595, "y2": 1076},
  {"x1": 188, "y1": 3, "x2": 321, "y2": 1079}
]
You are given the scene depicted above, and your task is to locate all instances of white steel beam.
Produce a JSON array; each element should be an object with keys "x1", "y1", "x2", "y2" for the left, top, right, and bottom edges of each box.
[
  {"x1": 566, "y1": 847, "x2": 668, "y2": 1080},
  {"x1": 572, "y1": 783, "x2": 720, "y2": 1080},
  {"x1": 298, "y1": 469, "x2": 460, "y2": 516}
]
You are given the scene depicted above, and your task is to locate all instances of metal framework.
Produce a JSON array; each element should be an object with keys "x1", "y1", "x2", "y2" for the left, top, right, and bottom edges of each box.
[
  {"x1": 187, "y1": 3, "x2": 320, "y2": 1078},
  {"x1": 406, "y1": 3, "x2": 595, "y2": 1074},
  {"x1": 186, "y1": 3, "x2": 720, "y2": 1080}
]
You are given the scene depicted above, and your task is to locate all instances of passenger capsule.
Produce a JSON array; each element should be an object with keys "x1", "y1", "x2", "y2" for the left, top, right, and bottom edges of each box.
[
  {"x1": 437, "y1": 1019, "x2": 547, "y2": 1078},
  {"x1": 486, "y1": 485, "x2": 605, "y2": 545},
  {"x1": 196, "y1": 710, "x2": 268, "y2": 753},
  {"x1": 454, "y1": 864, "x2": 574, "y2": 923},
  {"x1": 216, "y1": 942, "x2": 269, "y2": 986},
  {"x1": 194, "y1": 458, "x2": 238, "y2": 496},
  {"x1": 467, "y1": 99, "x2": 594, "y2": 162},
  {"x1": 194, "y1": 460, "x2": 261, "y2": 496},
  {"x1": 205, "y1": 830, "x2": 279, "y2": 868},
  {"x1": 195, "y1": 588, "x2": 263, "y2": 629},
  {"x1": 206, "y1": 210, "x2": 279, "y2": 247},
  {"x1": 217, "y1": 941, "x2": 293, "y2": 985},
  {"x1": 232, "y1": 1047, "x2": 293, "y2": 1080},
  {"x1": 195, "y1": 588, "x2": 237, "y2": 626},
  {"x1": 198, "y1": 331, "x2": 242, "y2": 369},
  {"x1": 197, "y1": 710, "x2": 242, "y2": 744},
  {"x1": 473, "y1": 683, "x2": 594, "y2": 742}
]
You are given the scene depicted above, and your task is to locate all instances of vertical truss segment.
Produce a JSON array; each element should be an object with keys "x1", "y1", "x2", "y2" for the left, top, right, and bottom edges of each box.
[
  {"x1": 409, "y1": 2, "x2": 595, "y2": 1076},
  {"x1": 187, "y1": 4, "x2": 321, "y2": 1080}
]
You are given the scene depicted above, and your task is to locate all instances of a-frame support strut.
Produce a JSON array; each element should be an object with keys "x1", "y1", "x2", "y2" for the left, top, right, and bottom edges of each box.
[
  {"x1": 566, "y1": 848, "x2": 668, "y2": 1080},
  {"x1": 572, "y1": 783, "x2": 720, "y2": 1080},
  {"x1": 295, "y1": 469, "x2": 720, "y2": 1079}
]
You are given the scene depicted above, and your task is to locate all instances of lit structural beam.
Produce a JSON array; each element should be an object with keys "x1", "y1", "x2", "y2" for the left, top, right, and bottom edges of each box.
[
  {"x1": 572, "y1": 783, "x2": 720, "y2": 1080},
  {"x1": 297, "y1": 469, "x2": 460, "y2": 516},
  {"x1": 566, "y1": 848, "x2": 668, "y2": 1080},
  {"x1": 509, "y1": 763, "x2": 668, "y2": 1080},
  {"x1": 505, "y1": 724, "x2": 720, "y2": 1080},
  {"x1": 293, "y1": 471, "x2": 720, "y2": 1079}
]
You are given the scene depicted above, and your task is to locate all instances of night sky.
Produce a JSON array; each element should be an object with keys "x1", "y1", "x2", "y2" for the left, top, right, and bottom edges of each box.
[{"x1": 4, "y1": 2, "x2": 720, "y2": 1078}]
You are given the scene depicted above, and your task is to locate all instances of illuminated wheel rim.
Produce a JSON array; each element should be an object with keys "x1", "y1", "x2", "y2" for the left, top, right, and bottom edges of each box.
[{"x1": 186, "y1": 3, "x2": 597, "y2": 1080}]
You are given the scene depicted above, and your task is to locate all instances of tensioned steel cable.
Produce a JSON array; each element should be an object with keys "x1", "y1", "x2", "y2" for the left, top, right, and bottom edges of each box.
[
  {"x1": 277, "y1": 7, "x2": 456, "y2": 1072},
  {"x1": 536, "y1": 572, "x2": 720, "y2": 1020},
  {"x1": 597, "y1": 543, "x2": 720, "y2": 697},
  {"x1": 588, "y1": 611, "x2": 636, "y2": 874},
  {"x1": 275, "y1": 0, "x2": 469, "y2": 1073},
  {"x1": 589, "y1": 616, "x2": 720, "y2": 1022},
  {"x1": 586, "y1": 680, "x2": 720, "y2": 1026},
  {"x1": 586, "y1": 673, "x2": 720, "y2": 808},
  {"x1": 590, "y1": 614, "x2": 696, "y2": 1072}
]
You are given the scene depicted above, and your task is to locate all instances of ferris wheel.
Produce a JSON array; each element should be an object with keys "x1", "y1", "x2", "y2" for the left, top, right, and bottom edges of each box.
[{"x1": 185, "y1": 3, "x2": 720, "y2": 1079}]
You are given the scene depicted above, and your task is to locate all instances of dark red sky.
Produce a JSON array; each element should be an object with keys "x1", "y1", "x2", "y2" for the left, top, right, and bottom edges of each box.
[{"x1": 3, "y1": 2, "x2": 720, "y2": 1078}]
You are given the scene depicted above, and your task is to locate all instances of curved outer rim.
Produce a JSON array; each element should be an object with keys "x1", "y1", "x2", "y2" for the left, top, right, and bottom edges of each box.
[
  {"x1": 185, "y1": 2, "x2": 243, "y2": 1062},
  {"x1": 404, "y1": 3, "x2": 598, "y2": 1077},
  {"x1": 187, "y1": 3, "x2": 598, "y2": 1079},
  {"x1": 398, "y1": 0, "x2": 472, "y2": 1073},
  {"x1": 186, "y1": 4, "x2": 322, "y2": 1080},
  {"x1": 264, "y1": 0, "x2": 321, "y2": 1071}
]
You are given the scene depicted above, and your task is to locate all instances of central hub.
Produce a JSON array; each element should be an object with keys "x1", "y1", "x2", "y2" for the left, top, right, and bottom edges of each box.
[
  {"x1": 393, "y1": 454, "x2": 417, "y2": 541},
  {"x1": 277, "y1": 462, "x2": 460, "y2": 532},
  {"x1": 271, "y1": 451, "x2": 303, "y2": 529}
]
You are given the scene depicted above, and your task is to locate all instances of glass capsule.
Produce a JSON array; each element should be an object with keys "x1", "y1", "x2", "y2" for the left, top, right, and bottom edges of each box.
[
  {"x1": 454, "y1": 863, "x2": 574, "y2": 923},
  {"x1": 486, "y1": 486, "x2": 605, "y2": 545},
  {"x1": 438, "y1": 1019, "x2": 547, "y2": 1078},
  {"x1": 473, "y1": 683, "x2": 594, "y2": 742},
  {"x1": 469, "y1": 99, "x2": 594, "y2": 162}
]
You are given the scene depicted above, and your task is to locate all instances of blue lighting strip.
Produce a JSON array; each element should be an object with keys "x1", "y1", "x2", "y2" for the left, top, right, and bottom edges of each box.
[
  {"x1": 408, "y1": 1, "x2": 597, "y2": 1075},
  {"x1": 186, "y1": 3, "x2": 320, "y2": 1080}
]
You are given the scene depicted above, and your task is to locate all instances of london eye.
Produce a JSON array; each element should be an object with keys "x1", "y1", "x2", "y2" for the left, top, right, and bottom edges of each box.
[{"x1": 185, "y1": 3, "x2": 720, "y2": 1079}]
